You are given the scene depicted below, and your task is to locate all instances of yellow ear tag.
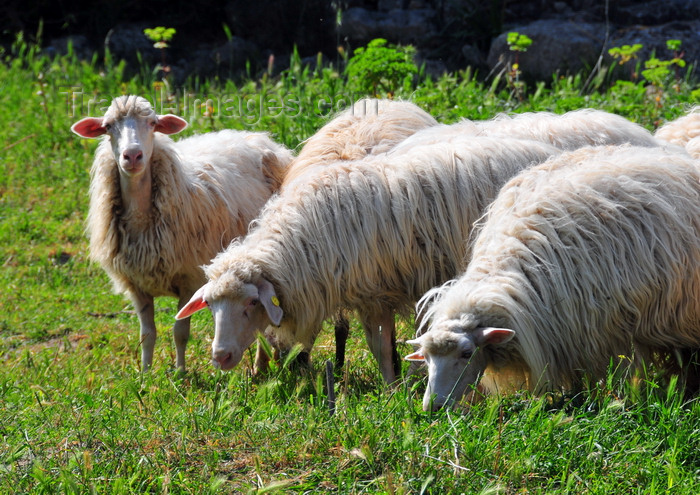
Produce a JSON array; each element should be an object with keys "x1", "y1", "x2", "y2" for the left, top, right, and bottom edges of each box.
[{"x1": 271, "y1": 296, "x2": 280, "y2": 307}]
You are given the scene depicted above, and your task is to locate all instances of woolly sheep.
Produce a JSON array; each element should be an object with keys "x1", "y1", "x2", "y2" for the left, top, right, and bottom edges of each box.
[
  {"x1": 176, "y1": 136, "x2": 561, "y2": 383},
  {"x1": 71, "y1": 95, "x2": 292, "y2": 371},
  {"x1": 392, "y1": 108, "x2": 661, "y2": 154},
  {"x1": 654, "y1": 107, "x2": 700, "y2": 158},
  {"x1": 229, "y1": 97, "x2": 439, "y2": 374},
  {"x1": 407, "y1": 145, "x2": 700, "y2": 410}
]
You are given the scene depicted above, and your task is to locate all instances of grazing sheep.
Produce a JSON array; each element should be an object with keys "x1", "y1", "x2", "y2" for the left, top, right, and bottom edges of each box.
[
  {"x1": 246, "y1": 97, "x2": 440, "y2": 373},
  {"x1": 407, "y1": 145, "x2": 700, "y2": 410},
  {"x1": 393, "y1": 108, "x2": 661, "y2": 154},
  {"x1": 654, "y1": 107, "x2": 700, "y2": 158},
  {"x1": 176, "y1": 136, "x2": 561, "y2": 383},
  {"x1": 71, "y1": 95, "x2": 292, "y2": 371}
]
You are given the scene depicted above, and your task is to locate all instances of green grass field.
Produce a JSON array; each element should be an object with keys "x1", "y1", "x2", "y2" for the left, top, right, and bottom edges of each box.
[{"x1": 1, "y1": 37, "x2": 699, "y2": 493}]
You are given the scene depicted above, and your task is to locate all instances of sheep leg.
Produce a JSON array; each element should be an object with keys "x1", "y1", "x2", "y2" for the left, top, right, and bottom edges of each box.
[
  {"x1": 361, "y1": 308, "x2": 399, "y2": 384},
  {"x1": 333, "y1": 311, "x2": 350, "y2": 370},
  {"x1": 131, "y1": 290, "x2": 156, "y2": 371},
  {"x1": 173, "y1": 296, "x2": 192, "y2": 372}
]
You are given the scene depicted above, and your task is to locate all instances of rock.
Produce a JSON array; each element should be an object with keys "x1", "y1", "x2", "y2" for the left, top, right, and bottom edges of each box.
[
  {"x1": 487, "y1": 19, "x2": 607, "y2": 81},
  {"x1": 608, "y1": 21, "x2": 700, "y2": 79},
  {"x1": 611, "y1": 0, "x2": 700, "y2": 26},
  {"x1": 105, "y1": 24, "x2": 160, "y2": 67},
  {"x1": 338, "y1": 7, "x2": 437, "y2": 45},
  {"x1": 44, "y1": 35, "x2": 93, "y2": 59},
  {"x1": 189, "y1": 37, "x2": 261, "y2": 79},
  {"x1": 461, "y1": 43, "x2": 487, "y2": 70}
]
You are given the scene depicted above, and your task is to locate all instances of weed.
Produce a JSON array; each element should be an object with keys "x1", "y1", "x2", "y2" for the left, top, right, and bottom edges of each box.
[
  {"x1": 505, "y1": 31, "x2": 533, "y2": 101},
  {"x1": 143, "y1": 26, "x2": 176, "y2": 84},
  {"x1": 345, "y1": 38, "x2": 418, "y2": 97},
  {"x1": 608, "y1": 43, "x2": 643, "y2": 81}
]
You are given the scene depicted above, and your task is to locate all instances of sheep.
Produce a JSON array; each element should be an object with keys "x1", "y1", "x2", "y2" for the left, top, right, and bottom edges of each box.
[
  {"x1": 654, "y1": 107, "x2": 700, "y2": 158},
  {"x1": 392, "y1": 108, "x2": 661, "y2": 154},
  {"x1": 406, "y1": 145, "x2": 700, "y2": 410},
  {"x1": 241, "y1": 97, "x2": 440, "y2": 373},
  {"x1": 71, "y1": 95, "x2": 293, "y2": 372},
  {"x1": 176, "y1": 136, "x2": 562, "y2": 383}
]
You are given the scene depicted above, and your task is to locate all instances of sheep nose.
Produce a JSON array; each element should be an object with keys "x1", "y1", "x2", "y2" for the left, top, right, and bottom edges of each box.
[
  {"x1": 122, "y1": 148, "x2": 143, "y2": 165},
  {"x1": 213, "y1": 350, "x2": 233, "y2": 369}
]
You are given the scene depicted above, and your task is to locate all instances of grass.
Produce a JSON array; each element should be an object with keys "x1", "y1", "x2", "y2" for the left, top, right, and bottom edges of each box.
[{"x1": 1, "y1": 35, "x2": 699, "y2": 493}]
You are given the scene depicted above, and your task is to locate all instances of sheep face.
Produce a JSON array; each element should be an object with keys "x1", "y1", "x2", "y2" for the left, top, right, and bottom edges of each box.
[
  {"x1": 177, "y1": 278, "x2": 283, "y2": 370},
  {"x1": 71, "y1": 95, "x2": 187, "y2": 177},
  {"x1": 406, "y1": 325, "x2": 514, "y2": 411}
]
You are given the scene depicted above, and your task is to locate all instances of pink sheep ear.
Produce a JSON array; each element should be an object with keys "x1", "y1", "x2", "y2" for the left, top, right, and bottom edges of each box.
[
  {"x1": 176, "y1": 285, "x2": 209, "y2": 320},
  {"x1": 474, "y1": 327, "x2": 515, "y2": 347},
  {"x1": 404, "y1": 338, "x2": 425, "y2": 361},
  {"x1": 404, "y1": 351, "x2": 425, "y2": 362},
  {"x1": 257, "y1": 278, "x2": 283, "y2": 326},
  {"x1": 71, "y1": 117, "x2": 107, "y2": 138},
  {"x1": 155, "y1": 114, "x2": 188, "y2": 135}
]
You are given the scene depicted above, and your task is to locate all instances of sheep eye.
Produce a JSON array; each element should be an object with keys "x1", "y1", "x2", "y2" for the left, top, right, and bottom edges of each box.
[
  {"x1": 250, "y1": 299, "x2": 259, "y2": 306},
  {"x1": 105, "y1": 123, "x2": 112, "y2": 131},
  {"x1": 461, "y1": 351, "x2": 473, "y2": 360}
]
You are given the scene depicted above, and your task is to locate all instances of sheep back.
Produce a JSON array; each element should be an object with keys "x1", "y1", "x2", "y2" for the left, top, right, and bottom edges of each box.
[{"x1": 282, "y1": 98, "x2": 438, "y2": 188}]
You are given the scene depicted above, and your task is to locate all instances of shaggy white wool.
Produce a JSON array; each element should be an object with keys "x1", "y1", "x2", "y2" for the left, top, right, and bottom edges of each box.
[
  {"x1": 655, "y1": 106, "x2": 700, "y2": 158},
  {"x1": 394, "y1": 108, "x2": 661, "y2": 153},
  {"x1": 81, "y1": 95, "x2": 292, "y2": 370},
  {"x1": 201, "y1": 136, "x2": 560, "y2": 375},
  {"x1": 418, "y1": 144, "x2": 700, "y2": 400}
]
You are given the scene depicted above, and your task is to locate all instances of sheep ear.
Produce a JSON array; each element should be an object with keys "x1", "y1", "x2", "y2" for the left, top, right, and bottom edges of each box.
[
  {"x1": 257, "y1": 278, "x2": 283, "y2": 326},
  {"x1": 474, "y1": 327, "x2": 515, "y2": 347},
  {"x1": 175, "y1": 285, "x2": 209, "y2": 320},
  {"x1": 71, "y1": 117, "x2": 107, "y2": 138},
  {"x1": 404, "y1": 338, "x2": 425, "y2": 361},
  {"x1": 404, "y1": 351, "x2": 425, "y2": 362},
  {"x1": 155, "y1": 114, "x2": 188, "y2": 135}
]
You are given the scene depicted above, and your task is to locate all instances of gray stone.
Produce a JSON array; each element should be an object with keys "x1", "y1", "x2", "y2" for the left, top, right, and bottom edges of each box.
[
  {"x1": 607, "y1": 21, "x2": 700, "y2": 80},
  {"x1": 105, "y1": 24, "x2": 160, "y2": 66},
  {"x1": 487, "y1": 19, "x2": 607, "y2": 81},
  {"x1": 189, "y1": 37, "x2": 261, "y2": 78},
  {"x1": 338, "y1": 7, "x2": 437, "y2": 45},
  {"x1": 461, "y1": 43, "x2": 487, "y2": 70},
  {"x1": 44, "y1": 35, "x2": 93, "y2": 59},
  {"x1": 611, "y1": 0, "x2": 700, "y2": 26}
]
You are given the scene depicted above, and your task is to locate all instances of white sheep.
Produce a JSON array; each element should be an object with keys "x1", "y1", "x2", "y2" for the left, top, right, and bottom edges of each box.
[
  {"x1": 392, "y1": 108, "x2": 661, "y2": 153},
  {"x1": 242, "y1": 97, "x2": 440, "y2": 373},
  {"x1": 176, "y1": 136, "x2": 561, "y2": 383},
  {"x1": 71, "y1": 95, "x2": 293, "y2": 371},
  {"x1": 407, "y1": 145, "x2": 700, "y2": 410},
  {"x1": 654, "y1": 107, "x2": 700, "y2": 158}
]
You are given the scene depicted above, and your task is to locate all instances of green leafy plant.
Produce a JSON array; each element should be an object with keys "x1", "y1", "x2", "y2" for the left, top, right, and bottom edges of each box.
[
  {"x1": 507, "y1": 31, "x2": 533, "y2": 52},
  {"x1": 143, "y1": 26, "x2": 176, "y2": 81},
  {"x1": 641, "y1": 41, "x2": 685, "y2": 87},
  {"x1": 505, "y1": 31, "x2": 533, "y2": 101},
  {"x1": 608, "y1": 43, "x2": 643, "y2": 81},
  {"x1": 345, "y1": 38, "x2": 418, "y2": 96},
  {"x1": 143, "y1": 26, "x2": 176, "y2": 50}
]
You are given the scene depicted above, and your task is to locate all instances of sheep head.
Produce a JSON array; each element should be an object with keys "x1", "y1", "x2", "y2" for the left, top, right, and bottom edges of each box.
[
  {"x1": 405, "y1": 324, "x2": 514, "y2": 411},
  {"x1": 177, "y1": 276, "x2": 283, "y2": 370},
  {"x1": 71, "y1": 95, "x2": 187, "y2": 177}
]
